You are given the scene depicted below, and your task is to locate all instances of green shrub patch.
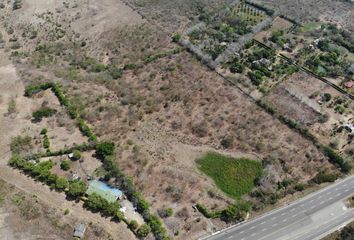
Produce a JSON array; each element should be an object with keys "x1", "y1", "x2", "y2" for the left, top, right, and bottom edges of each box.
[{"x1": 197, "y1": 152, "x2": 262, "y2": 199}]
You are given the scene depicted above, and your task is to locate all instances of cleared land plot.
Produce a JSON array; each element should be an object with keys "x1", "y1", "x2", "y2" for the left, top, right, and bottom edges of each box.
[
  {"x1": 254, "y1": 16, "x2": 294, "y2": 42},
  {"x1": 26, "y1": 90, "x2": 89, "y2": 152},
  {"x1": 265, "y1": 71, "x2": 354, "y2": 154},
  {"x1": 197, "y1": 152, "x2": 262, "y2": 199},
  {"x1": 43, "y1": 150, "x2": 101, "y2": 182}
]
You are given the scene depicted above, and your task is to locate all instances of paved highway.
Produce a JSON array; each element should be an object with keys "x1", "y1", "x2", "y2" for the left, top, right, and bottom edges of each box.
[{"x1": 203, "y1": 175, "x2": 354, "y2": 240}]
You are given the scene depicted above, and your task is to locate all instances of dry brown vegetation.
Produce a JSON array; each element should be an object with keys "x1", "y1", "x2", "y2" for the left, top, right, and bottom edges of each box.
[
  {"x1": 253, "y1": 0, "x2": 354, "y2": 31},
  {"x1": 265, "y1": 71, "x2": 354, "y2": 156},
  {"x1": 0, "y1": 0, "x2": 353, "y2": 239}
]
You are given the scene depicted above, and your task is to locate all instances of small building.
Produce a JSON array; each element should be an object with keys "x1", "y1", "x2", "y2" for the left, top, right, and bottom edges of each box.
[
  {"x1": 86, "y1": 180, "x2": 123, "y2": 203},
  {"x1": 283, "y1": 43, "x2": 293, "y2": 53},
  {"x1": 313, "y1": 38, "x2": 321, "y2": 47},
  {"x1": 68, "y1": 172, "x2": 80, "y2": 181},
  {"x1": 68, "y1": 153, "x2": 74, "y2": 159},
  {"x1": 73, "y1": 223, "x2": 86, "y2": 238},
  {"x1": 344, "y1": 81, "x2": 354, "y2": 88}
]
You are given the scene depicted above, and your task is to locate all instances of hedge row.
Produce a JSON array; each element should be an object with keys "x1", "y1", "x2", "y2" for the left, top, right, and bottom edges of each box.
[
  {"x1": 195, "y1": 203, "x2": 221, "y2": 219},
  {"x1": 256, "y1": 100, "x2": 351, "y2": 173},
  {"x1": 25, "y1": 83, "x2": 98, "y2": 143},
  {"x1": 24, "y1": 82, "x2": 53, "y2": 97},
  {"x1": 9, "y1": 154, "x2": 87, "y2": 198},
  {"x1": 196, "y1": 201, "x2": 251, "y2": 223}
]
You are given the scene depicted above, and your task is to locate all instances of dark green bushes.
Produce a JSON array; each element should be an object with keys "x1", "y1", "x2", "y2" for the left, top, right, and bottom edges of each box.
[
  {"x1": 32, "y1": 107, "x2": 57, "y2": 121},
  {"x1": 196, "y1": 201, "x2": 250, "y2": 223},
  {"x1": 24, "y1": 83, "x2": 53, "y2": 97},
  {"x1": 84, "y1": 193, "x2": 121, "y2": 217},
  {"x1": 9, "y1": 155, "x2": 60, "y2": 188},
  {"x1": 137, "y1": 224, "x2": 151, "y2": 238},
  {"x1": 311, "y1": 171, "x2": 338, "y2": 184},
  {"x1": 43, "y1": 134, "x2": 50, "y2": 149},
  {"x1": 195, "y1": 203, "x2": 221, "y2": 219},
  {"x1": 67, "y1": 180, "x2": 87, "y2": 198},
  {"x1": 72, "y1": 150, "x2": 81, "y2": 161},
  {"x1": 77, "y1": 118, "x2": 97, "y2": 142},
  {"x1": 96, "y1": 142, "x2": 115, "y2": 159},
  {"x1": 60, "y1": 160, "x2": 71, "y2": 171},
  {"x1": 248, "y1": 71, "x2": 263, "y2": 86},
  {"x1": 221, "y1": 201, "x2": 251, "y2": 222},
  {"x1": 322, "y1": 146, "x2": 351, "y2": 173}
]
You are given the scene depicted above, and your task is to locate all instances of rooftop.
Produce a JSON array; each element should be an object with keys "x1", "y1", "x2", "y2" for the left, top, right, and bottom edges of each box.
[
  {"x1": 73, "y1": 223, "x2": 86, "y2": 238},
  {"x1": 86, "y1": 180, "x2": 123, "y2": 203}
]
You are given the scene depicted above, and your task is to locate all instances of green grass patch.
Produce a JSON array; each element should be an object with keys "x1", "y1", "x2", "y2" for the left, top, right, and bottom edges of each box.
[
  {"x1": 197, "y1": 152, "x2": 262, "y2": 199},
  {"x1": 300, "y1": 22, "x2": 322, "y2": 32}
]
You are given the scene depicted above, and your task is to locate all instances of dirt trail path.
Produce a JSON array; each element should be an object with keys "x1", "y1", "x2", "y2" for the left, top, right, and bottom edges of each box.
[{"x1": 0, "y1": 49, "x2": 135, "y2": 240}]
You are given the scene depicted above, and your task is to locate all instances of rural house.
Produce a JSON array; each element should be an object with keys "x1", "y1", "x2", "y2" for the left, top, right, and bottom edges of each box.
[{"x1": 86, "y1": 180, "x2": 123, "y2": 202}]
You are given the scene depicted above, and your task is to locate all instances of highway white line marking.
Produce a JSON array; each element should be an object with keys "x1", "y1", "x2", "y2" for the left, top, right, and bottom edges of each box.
[
  {"x1": 272, "y1": 223, "x2": 278, "y2": 227},
  {"x1": 271, "y1": 217, "x2": 276, "y2": 220},
  {"x1": 326, "y1": 191, "x2": 331, "y2": 195},
  {"x1": 261, "y1": 228, "x2": 267, "y2": 232},
  {"x1": 300, "y1": 204, "x2": 305, "y2": 207},
  {"x1": 251, "y1": 233, "x2": 256, "y2": 237},
  {"x1": 320, "y1": 201, "x2": 325, "y2": 204},
  {"x1": 293, "y1": 214, "x2": 298, "y2": 217},
  {"x1": 240, "y1": 231, "x2": 244, "y2": 234},
  {"x1": 250, "y1": 226, "x2": 255, "y2": 230},
  {"x1": 281, "y1": 212, "x2": 286, "y2": 216},
  {"x1": 290, "y1": 208, "x2": 295, "y2": 212},
  {"x1": 309, "y1": 199, "x2": 314, "y2": 203},
  {"x1": 228, "y1": 236, "x2": 233, "y2": 239},
  {"x1": 260, "y1": 221, "x2": 265, "y2": 225},
  {"x1": 328, "y1": 197, "x2": 333, "y2": 200},
  {"x1": 282, "y1": 219, "x2": 287, "y2": 222},
  {"x1": 345, "y1": 189, "x2": 349, "y2": 192},
  {"x1": 310, "y1": 205, "x2": 316, "y2": 209}
]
